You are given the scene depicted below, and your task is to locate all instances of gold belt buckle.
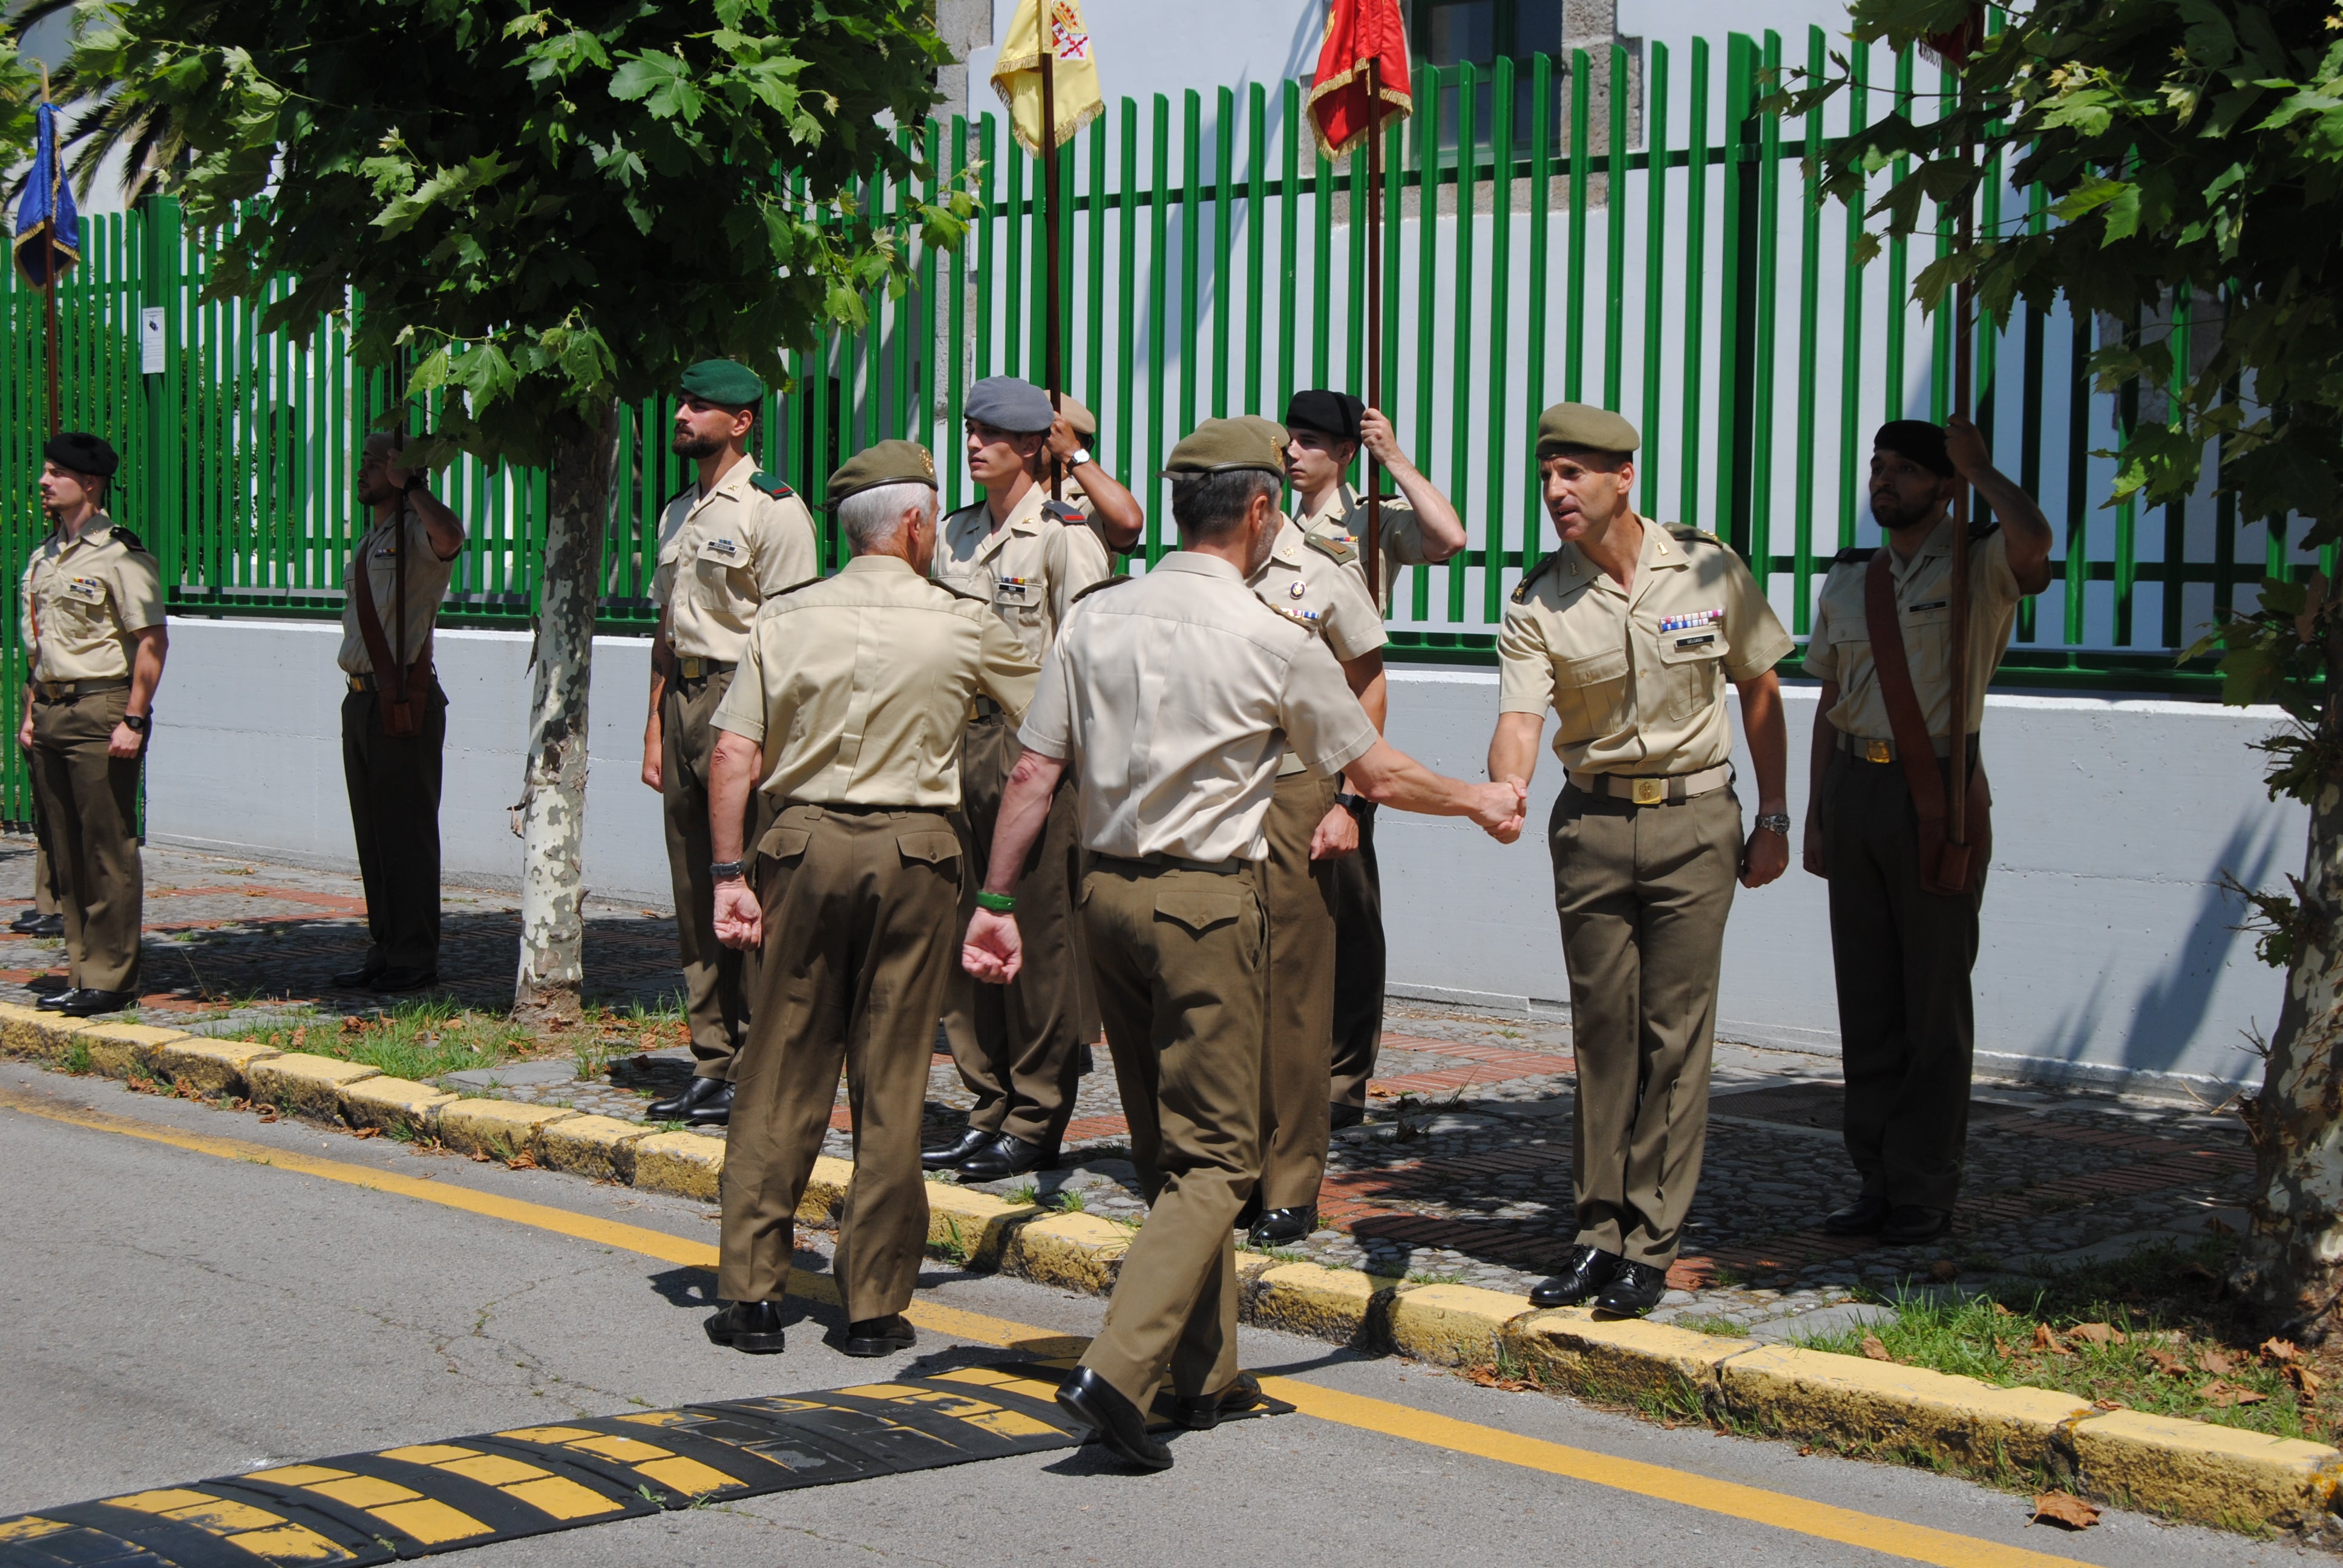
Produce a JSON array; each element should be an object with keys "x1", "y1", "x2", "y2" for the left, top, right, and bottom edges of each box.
[
  {"x1": 1630, "y1": 778, "x2": 1665, "y2": 806},
  {"x1": 680, "y1": 656, "x2": 704, "y2": 679},
  {"x1": 349, "y1": 676, "x2": 365, "y2": 693},
  {"x1": 1863, "y1": 739, "x2": 1893, "y2": 765}
]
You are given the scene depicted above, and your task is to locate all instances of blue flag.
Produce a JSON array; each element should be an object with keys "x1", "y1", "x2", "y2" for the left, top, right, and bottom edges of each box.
[{"x1": 13, "y1": 100, "x2": 79, "y2": 289}]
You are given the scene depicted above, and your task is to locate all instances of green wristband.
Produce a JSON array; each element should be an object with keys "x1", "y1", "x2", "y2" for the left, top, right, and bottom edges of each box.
[{"x1": 975, "y1": 890, "x2": 1017, "y2": 913}]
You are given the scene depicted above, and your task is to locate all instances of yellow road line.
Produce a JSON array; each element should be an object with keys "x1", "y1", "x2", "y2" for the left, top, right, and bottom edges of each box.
[{"x1": 5, "y1": 1083, "x2": 2087, "y2": 1568}]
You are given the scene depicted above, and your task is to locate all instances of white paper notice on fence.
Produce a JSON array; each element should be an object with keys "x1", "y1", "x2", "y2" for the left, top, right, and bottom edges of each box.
[{"x1": 140, "y1": 307, "x2": 166, "y2": 374}]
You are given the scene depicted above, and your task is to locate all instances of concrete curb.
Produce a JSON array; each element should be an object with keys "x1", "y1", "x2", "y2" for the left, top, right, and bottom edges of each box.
[{"x1": 8, "y1": 1002, "x2": 2332, "y2": 1537}]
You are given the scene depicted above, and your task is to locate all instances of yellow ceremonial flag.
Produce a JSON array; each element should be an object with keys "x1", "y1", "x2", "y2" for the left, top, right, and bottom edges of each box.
[{"x1": 990, "y1": 0, "x2": 1104, "y2": 157}]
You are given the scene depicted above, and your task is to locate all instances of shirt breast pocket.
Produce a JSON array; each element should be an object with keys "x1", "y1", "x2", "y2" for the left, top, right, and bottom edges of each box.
[
  {"x1": 1658, "y1": 629, "x2": 1731, "y2": 722},
  {"x1": 1902, "y1": 604, "x2": 1953, "y2": 690},
  {"x1": 1550, "y1": 647, "x2": 1631, "y2": 743}
]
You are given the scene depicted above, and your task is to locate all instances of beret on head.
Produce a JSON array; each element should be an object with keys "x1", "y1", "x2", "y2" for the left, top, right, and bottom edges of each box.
[
  {"x1": 1059, "y1": 395, "x2": 1098, "y2": 439},
  {"x1": 965, "y1": 376, "x2": 1057, "y2": 433},
  {"x1": 1284, "y1": 388, "x2": 1364, "y2": 443},
  {"x1": 1162, "y1": 417, "x2": 1288, "y2": 479},
  {"x1": 679, "y1": 359, "x2": 767, "y2": 407},
  {"x1": 44, "y1": 431, "x2": 119, "y2": 479},
  {"x1": 1873, "y1": 419, "x2": 1955, "y2": 478},
  {"x1": 826, "y1": 440, "x2": 939, "y2": 506},
  {"x1": 1535, "y1": 402, "x2": 1640, "y2": 460}
]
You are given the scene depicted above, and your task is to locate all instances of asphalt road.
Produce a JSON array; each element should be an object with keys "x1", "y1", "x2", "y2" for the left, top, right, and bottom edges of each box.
[{"x1": 0, "y1": 1059, "x2": 2318, "y2": 1568}]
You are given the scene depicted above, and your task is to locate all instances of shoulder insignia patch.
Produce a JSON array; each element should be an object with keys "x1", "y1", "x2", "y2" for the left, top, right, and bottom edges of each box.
[
  {"x1": 750, "y1": 470, "x2": 795, "y2": 500},
  {"x1": 107, "y1": 525, "x2": 146, "y2": 552},
  {"x1": 1041, "y1": 499, "x2": 1089, "y2": 525},
  {"x1": 1304, "y1": 531, "x2": 1358, "y2": 567},
  {"x1": 1833, "y1": 546, "x2": 1879, "y2": 566},
  {"x1": 1070, "y1": 574, "x2": 1132, "y2": 605},
  {"x1": 1665, "y1": 523, "x2": 1724, "y2": 548},
  {"x1": 1510, "y1": 552, "x2": 1566, "y2": 604}
]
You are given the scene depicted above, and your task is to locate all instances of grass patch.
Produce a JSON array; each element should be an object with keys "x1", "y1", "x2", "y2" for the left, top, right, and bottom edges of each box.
[
  {"x1": 1792, "y1": 1240, "x2": 2325, "y2": 1442},
  {"x1": 61, "y1": 1039, "x2": 91, "y2": 1074},
  {"x1": 1005, "y1": 1180, "x2": 1040, "y2": 1207},
  {"x1": 238, "y1": 1001, "x2": 542, "y2": 1082},
  {"x1": 1674, "y1": 1313, "x2": 1754, "y2": 1338},
  {"x1": 1054, "y1": 1189, "x2": 1088, "y2": 1215}
]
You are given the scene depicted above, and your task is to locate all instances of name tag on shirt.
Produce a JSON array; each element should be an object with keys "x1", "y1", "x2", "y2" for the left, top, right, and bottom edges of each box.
[
  {"x1": 698, "y1": 537, "x2": 742, "y2": 564},
  {"x1": 1906, "y1": 598, "x2": 1948, "y2": 613},
  {"x1": 63, "y1": 576, "x2": 106, "y2": 605},
  {"x1": 995, "y1": 578, "x2": 1035, "y2": 606},
  {"x1": 1673, "y1": 632, "x2": 1717, "y2": 650}
]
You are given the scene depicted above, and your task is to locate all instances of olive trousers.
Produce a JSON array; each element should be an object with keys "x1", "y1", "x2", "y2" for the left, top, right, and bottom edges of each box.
[
  {"x1": 662, "y1": 666, "x2": 767, "y2": 1082},
  {"x1": 29, "y1": 686, "x2": 142, "y2": 994},
  {"x1": 1258, "y1": 769, "x2": 1340, "y2": 1210}
]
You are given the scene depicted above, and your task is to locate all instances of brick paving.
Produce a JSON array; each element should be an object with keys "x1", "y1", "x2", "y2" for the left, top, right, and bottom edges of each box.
[{"x1": 0, "y1": 835, "x2": 2257, "y2": 1339}]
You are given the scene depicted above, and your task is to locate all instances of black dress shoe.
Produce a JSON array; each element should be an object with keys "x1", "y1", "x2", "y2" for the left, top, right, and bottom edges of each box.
[
  {"x1": 1881, "y1": 1204, "x2": 1953, "y2": 1244},
  {"x1": 1328, "y1": 1102, "x2": 1365, "y2": 1131},
  {"x1": 366, "y1": 967, "x2": 438, "y2": 994},
  {"x1": 1822, "y1": 1195, "x2": 1891, "y2": 1235},
  {"x1": 10, "y1": 908, "x2": 47, "y2": 935},
  {"x1": 1593, "y1": 1259, "x2": 1670, "y2": 1316},
  {"x1": 27, "y1": 913, "x2": 62, "y2": 938},
  {"x1": 958, "y1": 1133, "x2": 1055, "y2": 1181},
  {"x1": 1055, "y1": 1367, "x2": 1172, "y2": 1471},
  {"x1": 330, "y1": 960, "x2": 384, "y2": 989},
  {"x1": 686, "y1": 1082, "x2": 734, "y2": 1128},
  {"x1": 1529, "y1": 1244, "x2": 1622, "y2": 1308},
  {"x1": 1248, "y1": 1206, "x2": 1317, "y2": 1246},
  {"x1": 1171, "y1": 1371, "x2": 1263, "y2": 1431},
  {"x1": 58, "y1": 988, "x2": 135, "y2": 1018},
  {"x1": 922, "y1": 1125, "x2": 996, "y2": 1171},
  {"x1": 34, "y1": 987, "x2": 80, "y2": 1012},
  {"x1": 649, "y1": 1075, "x2": 729, "y2": 1122},
  {"x1": 703, "y1": 1299, "x2": 787, "y2": 1354},
  {"x1": 840, "y1": 1315, "x2": 917, "y2": 1358}
]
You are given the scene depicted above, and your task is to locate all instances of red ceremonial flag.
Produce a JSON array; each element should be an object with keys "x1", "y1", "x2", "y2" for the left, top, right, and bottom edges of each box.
[{"x1": 1307, "y1": 0, "x2": 1412, "y2": 161}]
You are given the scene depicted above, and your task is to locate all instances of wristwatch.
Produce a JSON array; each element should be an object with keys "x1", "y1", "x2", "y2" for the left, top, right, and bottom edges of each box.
[
  {"x1": 401, "y1": 473, "x2": 428, "y2": 494},
  {"x1": 709, "y1": 860, "x2": 746, "y2": 881},
  {"x1": 1067, "y1": 446, "x2": 1093, "y2": 469},
  {"x1": 120, "y1": 713, "x2": 151, "y2": 734},
  {"x1": 1754, "y1": 812, "x2": 1791, "y2": 837},
  {"x1": 1337, "y1": 791, "x2": 1374, "y2": 820}
]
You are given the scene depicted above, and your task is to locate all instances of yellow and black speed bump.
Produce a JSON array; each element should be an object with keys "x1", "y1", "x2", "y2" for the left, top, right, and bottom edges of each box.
[{"x1": 0, "y1": 1362, "x2": 1289, "y2": 1566}]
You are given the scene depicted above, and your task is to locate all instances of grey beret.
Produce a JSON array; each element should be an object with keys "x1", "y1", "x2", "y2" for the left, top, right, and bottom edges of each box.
[{"x1": 965, "y1": 376, "x2": 1057, "y2": 434}]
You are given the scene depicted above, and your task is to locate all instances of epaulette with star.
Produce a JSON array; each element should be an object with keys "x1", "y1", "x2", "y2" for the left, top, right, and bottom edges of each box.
[
  {"x1": 1510, "y1": 552, "x2": 1567, "y2": 604},
  {"x1": 107, "y1": 524, "x2": 147, "y2": 552},
  {"x1": 1665, "y1": 523, "x2": 1726, "y2": 549},
  {"x1": 1304, "y1": 531, "x2": 1357, "y2": 567}
]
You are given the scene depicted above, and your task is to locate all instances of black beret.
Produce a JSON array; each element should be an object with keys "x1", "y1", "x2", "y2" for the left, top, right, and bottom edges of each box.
[
  {"x1": 44, "y1": 431, "x2": 119, "y2": 478},
  {"x1": 965, "y1": 376, "x2": 1057, "y2": 434},
  {"x1": 1874, "y1": 419, "x2": 1955, "y2": 478},
  {"x1": 1284, "y1": 389, "x2": 1364, "y2": 443}
]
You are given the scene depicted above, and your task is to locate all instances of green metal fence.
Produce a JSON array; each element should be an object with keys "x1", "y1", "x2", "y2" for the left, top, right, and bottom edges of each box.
[{"x1": 0, "y1": 28, "x2": 2310, "y2": 823}]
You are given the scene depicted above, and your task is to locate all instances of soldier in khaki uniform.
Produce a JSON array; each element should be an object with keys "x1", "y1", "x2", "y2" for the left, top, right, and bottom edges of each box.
[
  {"x1": 702, "y1": 440, "x2": 1040, "y2": 1359},
  {"x1": 1803, "y1": 419, "x2": 2053, "y2": 1244},
  {"x1": 1047, "y1": 396, "x2": 1145, "y2": 555},
  {"x1": 1282, "y1": 391, "x2": 1469, "y2": 1136},
  {"x1": 1487, "y1": 403, "x2": 1794, "y2": 1317},
  {"x1": 1233, "y1": 416, "x2": 1391, "y2": 1245},
  {"x1": 640, "y1": 359, "x2": 819, "y2": 1127},
  {"x1": 19, "y1": 433, "x2": 167, "y2": 1018},
  {"x1": 332, "y1": 432, "x2": 466, "y2": 993},
  {"x1": 963, "y1": 419, "x2": 1524, "y2": 1471},
  {"x1": 11, "y1": 583, "x2": 62, "y2": 939},
  {"x1": 923, "y1": 377, "x2": 1112, "y2": 1183}
]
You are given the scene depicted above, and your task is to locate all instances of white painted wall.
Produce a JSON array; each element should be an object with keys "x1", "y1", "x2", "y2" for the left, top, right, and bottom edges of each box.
[{"x1": 149, "y1": 617, "x2": 2293, "y2": 1094}]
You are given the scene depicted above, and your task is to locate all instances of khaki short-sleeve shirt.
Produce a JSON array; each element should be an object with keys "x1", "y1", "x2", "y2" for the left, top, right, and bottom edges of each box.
[
  {"x1": 1297, "y1": 482, "x2": 1435, "y2": 616},
  {"x1": 1804, "y1": 521, "x2": 2027, "y2": 740},
  {"x1": 1020, "y1": 553, "x2": 1380, "y2": 864},
  {"x1": 338, "y1": 506, "x2": 463, "y2": 675},
  {"x1": 1498, "y1": 518, "x2": 1793, "y2": 776},
  {"x1": 712, "y1": 555, "x2": 1039, "y2": 809},
  {"x1": 651, "y1": 454, "x2": 820, "y2": 663},
  {"x1": 934, "y1": 483, "x2": 1113, "y2": 662},
  {"x1": 25, "y1": 514, "x2": 166, "y2": 683},
  {"x1": 1250, "y1": 514, "x2": 1385, "y2": 779}
]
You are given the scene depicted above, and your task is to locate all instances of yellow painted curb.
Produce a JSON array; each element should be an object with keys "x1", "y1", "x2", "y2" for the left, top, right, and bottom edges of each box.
[
  {"x1": 1003, "y1": 1212, "x2": 1132, "y2": 1292},
  {"x1": 926, "y1": 1181, "x2": 1040, "y2": 1269},
  {"x1": 340, "y1": 1075, "x2": 457, "y2": 1137},
  {"x1": 1514, "y1": 1310, "x2": 1751, "y2": 1405},
  {"x1": 76, "y1": 1022, "x2": 194, "y2": 1079},
  {"x1": 1388, "y1": 1282, "x2": 1530, "y2": 1365},
  {"x1": 151, "y1": 1037, "x2": 281, "y2": 1097},
  {"x1": 0, "y1": 1004, "x2": 92, "y2": 1064},
  {"x1": 436, "y1": 1097, "x2": 577, "y2": 1160},
  {"x1": 246, "y1": 1052, "x2": 382, "y2": 1119},
  {"x1": 632, "y1": 1130, "x2": 724, "y2": 1202},
  {"x1": 793, "y1": 1154, "x2": 853, "y2": 1226},
  {"x1": 2069, "y1": 1406, "x2": 2343, "y2": 1528},
  {"x1": 537, "y1": 1114, "x2": 655, "y2": 1182},
  {"x1": 1249, "y1": 1261, "x2": 1395, "y2": 1342},
  {"x1": 1719, "y1": 1343, "x2": 2091, "y2": 1469}
]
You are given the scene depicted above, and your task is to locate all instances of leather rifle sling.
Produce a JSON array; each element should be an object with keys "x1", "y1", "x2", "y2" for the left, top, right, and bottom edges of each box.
[
  {"x1": 1862, "y1": 549, "x2": 1962, "y2": 896},
  {"x1": 350, "y1": 514, "x2": 422, "y2": 737}
]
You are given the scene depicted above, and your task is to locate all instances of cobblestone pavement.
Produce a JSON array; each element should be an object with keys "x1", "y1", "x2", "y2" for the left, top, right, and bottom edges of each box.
[{"x1": 0, "y1": 836, "x2": 2256, "y2": 1339}]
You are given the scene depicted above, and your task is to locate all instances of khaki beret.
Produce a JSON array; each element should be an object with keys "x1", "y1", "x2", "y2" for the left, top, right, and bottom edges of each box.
[
  {"x1": 1060, "y1": 395, "x2": 1098, "y2": 439},
  {"x1": 825, "y1": 440, "x2": 938, "y2": 506},
  {"x1": 680, "y1": 359, "x2": 767, "y2": 407},
  {"x1": 1163, "y1": 417, "x2": 1287, "y2": 478},
  {"x1": 1535, "y1": 402, "x2": 1640, "y2": 459}
]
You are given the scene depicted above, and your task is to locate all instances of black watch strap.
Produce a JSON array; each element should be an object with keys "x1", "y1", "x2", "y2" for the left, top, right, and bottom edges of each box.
[
  {"x1": 121, "y1": 713, "x2": 151, "y2": 734},
  {"x1": 1337, "y1": 792, "x2": 1374, "y2": 818},
  {"x1": 710, "y1": 859, "x2": 746, "y2": 880}
]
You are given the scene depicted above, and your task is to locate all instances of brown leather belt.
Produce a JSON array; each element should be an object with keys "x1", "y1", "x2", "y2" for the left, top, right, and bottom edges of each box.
[
  {"x1": 32, "y1": 677, "x2": 129, "y2": 703},
  {"x1": 1094, "y1": 852, "x2": 1248, "y2": 877},
  {"x1": 1566, "y1": 763, "x2": 1731, "y2": 806},
  {"x1": 1838, "y1": 731, "x2": 1970, "y2": 763}
]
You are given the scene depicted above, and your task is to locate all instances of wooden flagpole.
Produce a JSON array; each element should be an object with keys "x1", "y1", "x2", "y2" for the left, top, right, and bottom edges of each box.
[
  {"x1": 1363, "y1": 57, "x2": 1383, "y2": 608},
  {"x1": 40, "y1": 65, "x2": 59, "y2": 436},
  {"x1": 1945, "y1": 152, "x2": 1974, "y2": 857},
  {"x1": 1039, "y1": 4, "x2": 1064, "y2": 500}
]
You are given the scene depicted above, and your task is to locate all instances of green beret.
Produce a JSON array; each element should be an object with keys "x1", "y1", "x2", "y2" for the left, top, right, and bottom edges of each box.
[
  {"x1": 1162, "y1": 417, "x2": 1287, "y2": 479},
  {"x1": 680, "y1": 358, "x2": 767, "y2": 408},
  {"x1": 825, "y1": 439, "x2": 939, "y2": 507},
  {"x1": 1535, "y1": 402, "x2": 1640, "y2": 459}
]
